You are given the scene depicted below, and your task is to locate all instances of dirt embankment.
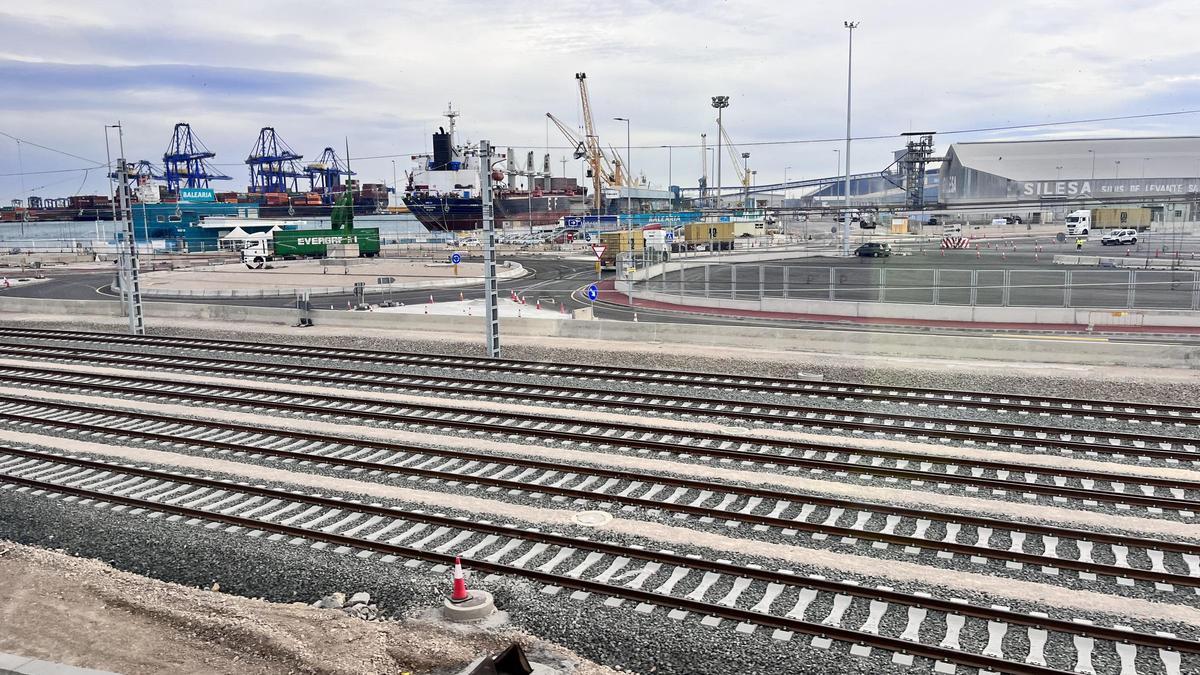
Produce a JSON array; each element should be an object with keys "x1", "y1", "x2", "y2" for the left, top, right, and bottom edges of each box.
[{"x1": 0, "y1": 542, "x2": 616, "y2": 675}]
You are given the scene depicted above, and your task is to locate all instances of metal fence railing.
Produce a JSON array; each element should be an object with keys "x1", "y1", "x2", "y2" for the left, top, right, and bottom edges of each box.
[{"x1": 646, "y1": 264, "x2": 1200, "y2": 310}]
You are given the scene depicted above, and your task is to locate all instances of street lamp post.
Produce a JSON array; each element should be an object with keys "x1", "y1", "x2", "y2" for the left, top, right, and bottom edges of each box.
[
  {"x1": 784, "y1": 166, "x2": 792, "y2": 201},
  {"x1": 391, "y1": 160, "x2": 397, "y2": 207},
  {"x1": 712, "y1": 96, "x2": 729, "y2": 210},
  {"x1": 613, "y1": 117, "x2": 631, "y2": 223},
  {"x1": 1114, "y1": 160, "x2": 1121, "y2": 179},
  {"x1": 741, "y1": 151, "x2": 750, "y2": 208},
  {"x1": 1142, "y1": 157, "x2": 1149, "y2": 180},
  {"x1": 1088, "y1": 149, "x2": 1095, "y2": 180},
  {"x1": 1056, "y1": 165, "x2": 1062, "y2": 181},
  {"x1": 833, "y1": 149, "x2": 841, "y2": 197},
  {"x1": 842, "y1": 20, "x2": 859, "y2": 256}
]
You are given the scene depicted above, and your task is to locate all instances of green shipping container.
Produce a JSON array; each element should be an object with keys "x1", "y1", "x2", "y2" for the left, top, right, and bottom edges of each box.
[{"x1": 272, "y1": 228, "x2": 380, "y2": 257}]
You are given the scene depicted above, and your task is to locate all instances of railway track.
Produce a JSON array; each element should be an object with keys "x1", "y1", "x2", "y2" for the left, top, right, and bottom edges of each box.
[
  {"x1": 3, "y1": 396, "x2": 1196, "y2": 590},
  {"x1": 2, "y1": 364, "x2": 1198, "y2": 514},
  {"x1": 2, "y1": 446, "x2": 1194, "y2": 675},
  {"x1": 2, "y1": 326, "x2": 1196, "y2": 426},
  {"x1": 0, "y1": 343, "x2": 1196, "y2": 459}
]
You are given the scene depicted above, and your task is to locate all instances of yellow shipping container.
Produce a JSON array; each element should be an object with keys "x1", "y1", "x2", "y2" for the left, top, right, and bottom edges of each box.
[
  {"x1": 684, "y1": 221, "x2": 736, "y2": 245},
  {"x1": 597, "y1": 230, "x2": 645, "y2": 268}
]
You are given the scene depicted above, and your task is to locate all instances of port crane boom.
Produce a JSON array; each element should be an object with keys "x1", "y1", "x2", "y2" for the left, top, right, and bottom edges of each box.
[
  {"x1": 717, "y1": 122, "x2": 755, "y2": 206},
  {"x1": 547, "y1": 73, "x2": 632, "y2": 210}
]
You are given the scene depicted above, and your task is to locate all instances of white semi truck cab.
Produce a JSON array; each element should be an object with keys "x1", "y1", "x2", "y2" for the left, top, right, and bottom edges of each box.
[
  {"x1": 241, "y1": 240, "x2": 273, "y2": 267},
  {"x1": 1065, "y1": 210, "x2": 1092, "y2": 236}
]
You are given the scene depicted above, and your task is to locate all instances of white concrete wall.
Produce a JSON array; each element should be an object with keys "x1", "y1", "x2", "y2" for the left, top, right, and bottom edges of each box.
[{"x1": 626, "y1": 285, "x2": 1200, "y2": 328}]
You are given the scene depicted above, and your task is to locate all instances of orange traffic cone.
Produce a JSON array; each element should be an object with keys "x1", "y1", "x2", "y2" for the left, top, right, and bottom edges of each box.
[
  {"x1": 1001, "y1": 251, "x2": 1007, "y2": 260},
  {"x1": 536, "y1": 299, "x2": 542, "y2": 310},
  {"x1": 450, "y1": 557, "x2": 470, "y2": 603},
  {"x1": 460, "y1": 291, "x2": 465, "y2": 301},
  {"x1": 1125, "y1": 248, "x2": 1130, "y2": 257},
  {"x1": 976, "y1": 248, "x2": 981, "y2": 259},
  {"x1": 560, "y1": 302, "x2": 568, "y2": 315}
]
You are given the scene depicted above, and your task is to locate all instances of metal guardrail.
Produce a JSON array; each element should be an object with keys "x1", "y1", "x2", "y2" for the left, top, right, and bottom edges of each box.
[{"x1": 644, "y1": 264, "x2": 1200, "y2": 311}]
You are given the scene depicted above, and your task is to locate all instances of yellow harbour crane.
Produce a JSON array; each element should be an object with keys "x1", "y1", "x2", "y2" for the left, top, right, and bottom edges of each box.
[
  {"x1": 546, "y1": 72, "x2": 633, "y2": 211},
  {"x1": 718, "y1": 122, "x2": 752, "y2": 207}
]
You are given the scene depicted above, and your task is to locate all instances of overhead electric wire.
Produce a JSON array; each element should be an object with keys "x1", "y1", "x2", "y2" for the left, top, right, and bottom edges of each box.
[
  {"x1": 3, "y1": 107, "x2": 1199, "y2": 180},
  {"x1": 0, "y1": 130, "x2": 103, "y2": 165}
]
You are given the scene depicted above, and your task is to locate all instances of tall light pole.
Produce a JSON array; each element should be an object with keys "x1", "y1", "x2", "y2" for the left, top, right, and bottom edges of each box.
[
  {"x1": 613, "y1": 117, "x2": 631, "y2": 222},
  {"x1": 712, "y1": 95, "x2": 729, "y2": 209},
  {"x1": 391, "y1": 160, "x2": 397, "y2": 207},
  {"x1": 833, "y1": 149, "x2": 841, "y2": 199},
  {"x1": 1114, "y1": 159, "x2": 1121, "y2": 179},
  {"x1": 784, "y1": 166, "x2": 792, "y2": 200},
  {"x1": 1142, "y1": 157, "x2": 1149, "y2": 180},
  {"x1": 1056, "y1": 165, "x2": 1063, "y2": 181},
  {"x1": 1088, "y1": 149, "x2": 1095, "y2": 180},
  {"x1": 741, "y1": 151, "x2": 750, "y2": 208},
  {"x1": 842, "y1": 20, "x2": 859, "y2": 256}
]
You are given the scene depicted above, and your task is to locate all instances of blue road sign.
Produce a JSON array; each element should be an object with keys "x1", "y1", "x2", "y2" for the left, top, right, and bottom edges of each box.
[
  {"x1": 586, "y1": 284, "x2": 599, "y2": 302},
  {"x1": 664, "y1": 231, "x2": 675, "y2": 243},
  {"x1": 451, "y1": 252, "x2": 462, "y2": 264},
  {"x1": 565, "y1": 216, "x2": 583, "y2": 228}
]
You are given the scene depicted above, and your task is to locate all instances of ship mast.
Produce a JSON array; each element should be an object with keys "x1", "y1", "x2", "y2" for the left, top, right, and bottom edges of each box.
[{"x1": 444, "y1": 103, "x2": 461, "y2": 161}]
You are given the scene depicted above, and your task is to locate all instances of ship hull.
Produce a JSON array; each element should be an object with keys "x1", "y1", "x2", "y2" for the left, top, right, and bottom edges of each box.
[
  {"x1": 402, "y1": 194, "x2": 482, "y2": 232},
  {"x1": 495, "y1": 193, "x2": 583, "y2": 227},
  {"x1": 403, "y1": 192, "x2": 586, "y2": 233}
]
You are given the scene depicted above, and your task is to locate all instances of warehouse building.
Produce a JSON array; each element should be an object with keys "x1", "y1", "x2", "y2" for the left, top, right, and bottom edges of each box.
[{"x1": 938, "y1": 137, "x2": 1200, "y2": 209}]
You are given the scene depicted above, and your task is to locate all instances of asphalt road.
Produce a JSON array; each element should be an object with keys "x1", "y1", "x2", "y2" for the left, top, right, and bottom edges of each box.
[{"x1": 0, "y1": 256, "x2": 604, "y2": 312}]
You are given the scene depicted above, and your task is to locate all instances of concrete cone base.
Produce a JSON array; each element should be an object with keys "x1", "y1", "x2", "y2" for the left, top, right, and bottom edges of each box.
[{"x1": 442, "y1": 590, "x2": 496, "y2": 622}]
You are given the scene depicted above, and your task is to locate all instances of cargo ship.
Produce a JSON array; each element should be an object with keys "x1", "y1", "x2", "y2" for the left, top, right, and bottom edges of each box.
[{"x1": 402, "y1": 108, "x2": 587, "y2": 233}]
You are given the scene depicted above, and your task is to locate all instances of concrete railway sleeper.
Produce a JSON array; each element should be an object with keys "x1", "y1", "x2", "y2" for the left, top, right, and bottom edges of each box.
[
  {"x1": 0, "y1": 446, "x2": 1194, "y2": 675},
  {"x1": 0, "y1": 344, "x2": 1195, "y2": 458},
  {"x1": 2, "y1": 326, "x2": 1197, "y2": 423},
  {"x1": 0, "y1": 376, "x2": 1197, "y2": 514},
  {"x1": 1, "y1": 401, "x2": 1198, "y2": 591}
]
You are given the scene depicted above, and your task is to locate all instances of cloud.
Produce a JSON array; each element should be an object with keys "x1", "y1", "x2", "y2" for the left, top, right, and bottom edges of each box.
[
  {"x1": 0, "y1": 59, "x2": 347, "y2": 101},
  {"x1": 2, "y1": 0, "x2": 1200, "y2": 202}
]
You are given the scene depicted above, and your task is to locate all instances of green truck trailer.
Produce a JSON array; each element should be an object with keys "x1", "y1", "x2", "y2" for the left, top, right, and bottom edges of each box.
[
  {"x1": 240, "y1": 228, "x2": 380, "y2": 266},
  {"x1": 271, "y1": 228, "x2": 380, "y2": 257}
]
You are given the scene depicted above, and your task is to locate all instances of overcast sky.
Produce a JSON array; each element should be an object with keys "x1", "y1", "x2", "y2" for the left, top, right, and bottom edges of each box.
[{"x1": 2, "y1": 0, "x2": 1199, "y2": 203}]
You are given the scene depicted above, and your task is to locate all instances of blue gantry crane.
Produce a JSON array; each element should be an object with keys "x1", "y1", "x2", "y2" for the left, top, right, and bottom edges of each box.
[
  {"x1": 305, "y1": 147, "x2": 355, "y2": 202},
  {"x1": 161, "y1": 122, "x2": 231, "y2": 193},
  {"x1": 246, "y1": 127, "x2": 305, "y2": 193}
]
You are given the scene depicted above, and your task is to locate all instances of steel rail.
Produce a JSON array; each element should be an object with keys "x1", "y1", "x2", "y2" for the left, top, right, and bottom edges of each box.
[
  {"x1": 0, "y1": 375, "x2": 1196, "y2": 512},
  {"x1": 2, "y1": 404, "x2": 1193, "y2": 587},
  {"x1": 0, "y1": 344, "x2": 1194, "y2": 459},
  {"x1": 2, "y1": 327, "x2": 1196, "y2": 421},
  {"x1": 2, "y1": 445, "x2": 1194, "y2": 670}
]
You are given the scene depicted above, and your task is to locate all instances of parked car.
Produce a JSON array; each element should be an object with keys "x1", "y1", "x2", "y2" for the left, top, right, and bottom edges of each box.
[
  {"x1": 858, "y1": 220, "x2": 877, "y2": 230},
  {"x1": 854, "y1": 242, "x2": 891, "y2": 257},
  {"x1": 1101, "y1": 228, "x2": 1138, "y2": 245}
]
